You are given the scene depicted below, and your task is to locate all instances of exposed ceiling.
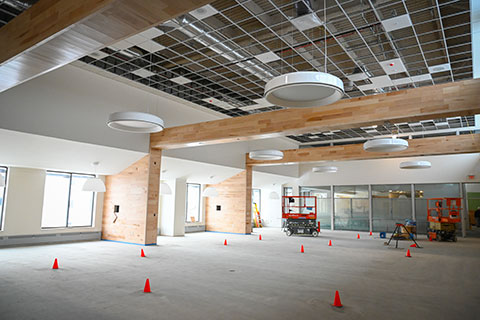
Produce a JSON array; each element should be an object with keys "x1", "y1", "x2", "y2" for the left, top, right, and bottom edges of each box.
[
  {"x1": 0, "y1": 0, "x2": 37, "y2": 28},
  {"x1": 292, "y1": 115, "x2": 478, "y2": 146},
  {"x1": 3, "y1": 0, "x2": 473, "y2": 146}
]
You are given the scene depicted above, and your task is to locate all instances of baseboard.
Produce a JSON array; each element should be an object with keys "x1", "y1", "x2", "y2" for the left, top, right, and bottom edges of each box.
[
  {"x1": 0, "y1": 231, "x2": 101, "y2": 247},
  {"x1": 185, "y1": 225, "x2": 206, "y2": 233}
]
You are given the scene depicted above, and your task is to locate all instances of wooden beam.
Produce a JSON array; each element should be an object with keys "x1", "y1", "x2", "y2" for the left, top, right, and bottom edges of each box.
[
  {"x1": 150, "y1": 79, "x2": 480, "y2": 149},
  {"x1": 0, "y1": 0, "x2": 213, "y2": 92},
  {"x1": 246, "y1": 134, "x2": 480, "y2": 166}
]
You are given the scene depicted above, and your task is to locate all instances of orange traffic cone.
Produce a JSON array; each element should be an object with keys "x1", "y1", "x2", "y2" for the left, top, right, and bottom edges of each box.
[
  {"x1": 52, "y1": 258, "x2": 59, "y2": 269},
  {"x1": 144, "y1": 279, "x2": 151, "y2": 293},
  {"x1": 332, "y1": 290, "x2": 343, "y2": 307},
  {"x1": 357, "y1": 233, "x2": 360, "y2": 239},
  {"x1": 369, "y1": 231, "x2": 373, "y2": 236},
  {"x1": 224, "y1": 239, "x2": 227, "y2": 246},
  {"x1": 328, "y1": 240, "x2": 332, "y2": 246},
  {"x1": 406, "y1": 249, "x2": 412, "y2": 258},
  {"x1": 410, "y1": 244, "x2": 416, "y2": 248},
  {"x1": 259, "y1": 234, "x2": 262, "y2": 241},
  {"x1": 141, "y1": 249, "x2": 146, "y2": 257},
  {"x1": 300, "y1": 245, "x2": 304, "y2": 253}
]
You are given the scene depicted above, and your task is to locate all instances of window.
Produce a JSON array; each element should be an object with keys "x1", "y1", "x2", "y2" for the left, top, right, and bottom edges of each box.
[
  {"x1": 252, "y1": 188, "x2": 261, "y2": 214},
  {"x1": 283, "y1": 187, "x2": 293, "y2": 196},
  {"x1": 41, "y1": 171, "x2": 95, "y2": 228},
  {"x1": 0, "y1": 166, "x2": 7, "y2": 230},
  {"x1": 414, "y1": 183, "x2": 460, "y2": 233},
  {"x1": 334, "y1": 185, "x2": 369, "y2": 231},
  {"x1": 185, "y1": 183, "x2": 201, "y2": 222},
  {"x1": 300, "y1": 186, "x2": 331, "y2": 229},
  {"x1": 372, "y1": 184, "x2": 412, "y2": 232}
]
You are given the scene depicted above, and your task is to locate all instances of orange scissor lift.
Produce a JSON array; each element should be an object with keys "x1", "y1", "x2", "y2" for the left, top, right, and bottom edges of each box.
[
  {"x1": 427, "y1": 198, "x2": 461, "y2": 242},
  {"x1": 282, "y1": 196, "x2": 319, "y2": 237}
]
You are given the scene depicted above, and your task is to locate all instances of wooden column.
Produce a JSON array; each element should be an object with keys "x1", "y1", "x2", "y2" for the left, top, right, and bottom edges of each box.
[
  {"x1": 204, "y1": 165, "x2": 252, "y2": 234},
  {"x1": 102, "y1": 148, "x2": 161, "y2": 245},
  {"x1": 145, "y1": 148, "x2": 162, "y2": 244}
]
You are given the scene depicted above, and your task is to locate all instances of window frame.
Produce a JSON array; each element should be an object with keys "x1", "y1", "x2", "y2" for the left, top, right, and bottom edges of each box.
[
  {"x1": 185, "y1": 183, "x2": 201, "y2": 223},
  {"x1": 0, "y1": 166, "x2": 8, "y2": 231},
  {"x1": 252, "y1": 188, "x2": 261, "y2": 213},
  {"x1": 41, "y1": 170, "x2": 96, "y2": 229}
]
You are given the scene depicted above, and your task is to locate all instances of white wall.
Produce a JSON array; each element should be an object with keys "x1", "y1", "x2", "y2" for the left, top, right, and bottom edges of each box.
[
  {"x1": 297, "y1": 154, "x2": 480, "y2": 186},
  {"x1": 159, "y1": 178, "x2": 186, "y2": 236},
  {"x1": 164, "y1": 138, "x2": 300, "y2": 177},
  {"x1": 258, "y1": 185, "x2": 283, "y2": 227},
  {"x1": 1, "y1": 167, "x2": 103, "y2": 236},
  {"x1": 0, "y1": 64, "x2": 220, "y2": 153}
]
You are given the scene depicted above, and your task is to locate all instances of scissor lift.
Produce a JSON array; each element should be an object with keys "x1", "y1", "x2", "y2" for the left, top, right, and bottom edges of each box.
[
  {"x1": 427, "y1": 198, "x2": 461, "y2": 242},
  {"x1": 282, "y1": 196, "x2": 318, "y2": 236}
]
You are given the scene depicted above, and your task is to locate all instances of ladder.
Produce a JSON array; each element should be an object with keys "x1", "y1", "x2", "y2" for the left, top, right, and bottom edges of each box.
[
  {"x1": 253, "y1": 202, "x2": 262, "y2": 228},
  {"x1": 385, "y1": 223, "x2": 422, "y2": 248}
]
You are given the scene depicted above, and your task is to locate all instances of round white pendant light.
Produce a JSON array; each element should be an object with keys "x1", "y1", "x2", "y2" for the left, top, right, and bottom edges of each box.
[
  {"x1": 312, "y1": 166, "x2": 338, "y2": 173},
  {"x1": 264, "y1": 72, "x2": 344, "y2": 108},
  {"x1": 400, "y1": 160, "x2": 431, "y2": 169},
  {"x1": 363, "y1": 138, "x2": 408, "y2": 152},
  {"x1": 107, "y1": 112, "x2": 165, "y2": 133},
  {"x1": 82, "y1": 178, "x2": 106, "y2": 192},
  {"x1": 82, "y1": 161, "x2": 106, "y2": 192},
  {"x1": 249, "y1": 149, "x2": 284, "y2": 160},
  {"x1": 202, "y1": 187, "x2": 218, "y2": 197},
  {"x1": 160, "y1": 182, "x2": 172, "y2": 195},
  {"x1": 269, "y1": 191, "x2": 280, "y2": 199}
]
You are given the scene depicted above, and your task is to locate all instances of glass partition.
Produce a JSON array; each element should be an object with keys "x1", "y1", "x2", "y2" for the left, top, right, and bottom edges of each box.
[
  {"x1": 372, "y1": 184, "x2": 412, "y2": 232},
  {"x1": 334, "y1": 185, "x2": 369, "y2": 231},
  {"x1": 300, "y1": 186, "x2": 331, "y2": 229},
  {"x1": 414, "y1": 183, "x2": 460, "y2": 233}
]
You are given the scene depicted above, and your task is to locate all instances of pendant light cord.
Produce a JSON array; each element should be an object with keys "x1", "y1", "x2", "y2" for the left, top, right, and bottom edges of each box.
[{"x1": 324, "y1": 0, "x2": 327, "y2": 73}]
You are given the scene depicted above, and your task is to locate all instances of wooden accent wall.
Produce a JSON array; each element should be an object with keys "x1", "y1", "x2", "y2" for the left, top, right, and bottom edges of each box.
[
  {"x1": 102, "y1": 149, "x2": 161, "y2": 245},
  {"x1": 205, "y1": 168, "x2": 252, "y2": 234},
  {"x1": 150, "y1": 79, "x2": 480, "y2": 149}
]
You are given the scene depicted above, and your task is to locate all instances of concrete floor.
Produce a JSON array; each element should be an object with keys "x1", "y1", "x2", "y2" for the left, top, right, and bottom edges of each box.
[{"x1": 1, "y1": 228, "x2": 479, "y2": 320}]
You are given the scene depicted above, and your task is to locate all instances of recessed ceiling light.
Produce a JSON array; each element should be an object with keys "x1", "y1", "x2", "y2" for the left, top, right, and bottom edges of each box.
[
  {"x1": 255, "y1": 52, "x2": 281, "y2": 64},
  {"x1": 400, "y1": 161, "x2": 431, "y2": 169},
  {"x1": 291, "y1": 13, "x2": 323, "y2": 31},
  {"x1": 347, "y1": 72, "x2": 369, "y2": 81},
  {"x1": 357, "y1": 83, "x2": 376, "y2": 91},
  {"x1": 264, "y1": 72, "x2": 344, "y2": 108},
  {"x1": 381, "y1": 14, "x2": 412, "y2": 32},
  {"x1": 171, "y1": 76, "x2": 192, "y2": 85},
  {"x1": 411, "y1": 74, "x2": 432, "y2": 82},
  {"x1": 363, "y1": 138, "x2": 408, "y2": 152},
  {"x1": 369, "y1": 75, "x2": 394, "y2": 88},
  {"x1": 428, "y1": 63, "x2": 451, "y2": 74},
  {"x1": 190, "y1": 4, "x2": 219, "y2": 20},
  {"x1": 132, "y1": 68, "x2": 155, "y2": 78},
  {"x1": 312, "y1": 166, "x2": 338, "y2": 173},
  {"x1": 107, "y1": 112, "x2": 165, "y2": 133},
  {"x1": 249, "y1": 150, "x2": 284, "y2": 160},
  {"x1": 392, "y1": 77, "x2": 412, "y2": 86},
  {"x1": 380, "y1": 58, "x2": 407, "y2": 75}
]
